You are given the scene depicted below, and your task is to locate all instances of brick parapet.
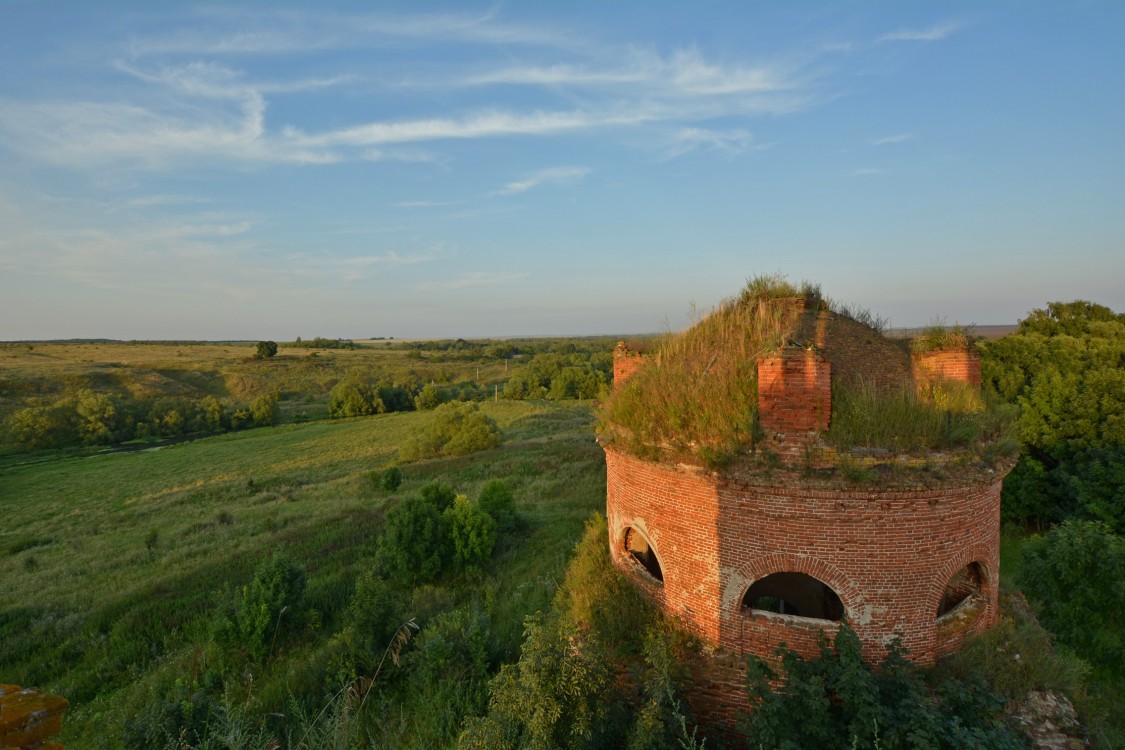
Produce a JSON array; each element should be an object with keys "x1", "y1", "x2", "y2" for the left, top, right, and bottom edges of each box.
[
  {"x1": 757, "y1": 349, "x2": 831, "y2": 435},
  {"x1": 612, "y1": 341, "x2": 647, "y2": 388},
  {"x1": 911, "y1": 348, "x2": 982, "y2": 387}
]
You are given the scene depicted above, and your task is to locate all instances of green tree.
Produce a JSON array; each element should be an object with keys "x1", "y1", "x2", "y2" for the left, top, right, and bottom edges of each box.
[
  {"x1": 254, "y1": 340, "x2": 278, "y2": 359},
  {"x1": 236, "y1": 555, "x2": 307, "y2": 662},
  {"x1": 328, "y1": 374, "x2": 385, "y2": 418},
  {"x1": 250, "y1": 389, "x2": 281, "y2": 426},
  {"x1": 420, "y1": 481, "x2": 457, "y2": 512},
  {"x1": 415, "y1": 382, "x2": 442, "y2": 410},
  {"x1": 74, "y1": 389, "x2": 121, "y2": 444},
  {"x1": 478, "y1": 479, "x2": 517, "y2": 532},
  {"x1": 377, "y1": 496, "x2": 450, "y2": 585},
  {"x1": 981, "y1": 299, "x2": 1125, "y2": 528},
  {"x1": 1020, "y1": 520, "x2": 1125, "y2": 665},
  {"x1": 380, "y1": 466, "x2": 404, "y2": 492},
  {"x1": 401, "y1": 403, "x2": 501, "y2": 461},
  {"x1": 6, "y1": 401, "x2": 77, "y2": 450},
  {"x1": 444, "y1": 495, "x2": 497, "y2": 568}
]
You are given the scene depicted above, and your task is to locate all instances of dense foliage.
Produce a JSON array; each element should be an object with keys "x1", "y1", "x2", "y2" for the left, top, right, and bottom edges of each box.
[
  {"x1": 981, "y1": 300, "x2": 1125, "y2": 529},
  {"x1": 1020, "y1": 520, "x2": 1125, "y2": 666},
  {"x1": 3, "y1": 388, "x2": 281, "y2": 449},
  {"x1": 458, "y1": 515, "x2": 702, "y2": 750},
  {"x1": 980, "y1": 299, "x2": 1125, "y2": 745},
  {"x1": 400, "y1": 402, "x2": 502, "y2": 461},
  {"x1": 743, "y1": 626, "x2": 1026, "y2": 750},
  {"x1": 502, "y1": 352, "x2": 610, "y2": 400}
]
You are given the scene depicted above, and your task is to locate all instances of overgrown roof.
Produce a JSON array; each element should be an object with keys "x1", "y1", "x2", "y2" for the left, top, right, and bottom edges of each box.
[{"x1": 597, "y1": 275, "x2": 1017, "y2": 476}]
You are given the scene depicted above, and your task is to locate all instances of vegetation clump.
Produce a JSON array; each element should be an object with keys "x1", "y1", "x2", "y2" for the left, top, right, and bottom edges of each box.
[
  {"x1": 401, "y1": 402, "x2": 502, "y2": 461},
  {"x1": 599, "y1": 275, "x2": 813, "y2": 464},
  {"x1": 600, "y1": 274, "x2": 1015, "y2": 469},
  {"x1": 744, "y1": 626, "x2": 1027, "y2": 749},
  {"x1": 910, "y1": 321, "x2": 971, "y2": 354},
  {"x1": 826, "y1": 378, "x2": 1018, "y2": 455}
]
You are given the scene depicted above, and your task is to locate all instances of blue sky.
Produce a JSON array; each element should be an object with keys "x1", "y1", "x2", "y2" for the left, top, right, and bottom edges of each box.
[{"x1": 1, "y1": 2, "x2": 1122, "y2": 340}]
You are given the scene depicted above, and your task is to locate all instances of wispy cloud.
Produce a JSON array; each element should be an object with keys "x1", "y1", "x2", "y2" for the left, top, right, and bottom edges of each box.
[
  {"x1": 286, "y1": 108, "x2": 658, "y2": 150},
  {"x1": 879, "y1": 23, "x2": 958, "y2": 42},
  {"x1": 465, "y1": 46, "x2": 795, "y2": 98},
  {"x1": 0, "y1": 11, "x2": 831, "y2": 171},
  {"x1": 337, "y1": 249, "x2": 440, "y2": 268},
  {"x1": 127, "y1": 194, "x2": 210, "y2": 207},
  {"x1": 870, "y1": 133, "x2": 913, "y2": 146},
  {"x1": 419, "y1": 271, "x2": 529, "y2": 290},
  {"x1": 127, "y1": 8, "x2": 582, "y2": 57},
  {"x1": 663, "y1": 127, "x2": 755, "y2": 159},
  {"x1": 494, "y1": 166, "x2": 590, "y2": 196},
  {"x1": 393, "y1": 200, "x2": 462, "y2": 208}
]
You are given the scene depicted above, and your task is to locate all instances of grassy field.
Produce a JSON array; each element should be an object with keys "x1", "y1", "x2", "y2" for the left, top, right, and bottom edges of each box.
[
  {"x1": 0, "y1": 340, "x2": 518, "y2": 428},
  {"x1": 0, "y1": 399, "x2": 607, "y2": 748}
]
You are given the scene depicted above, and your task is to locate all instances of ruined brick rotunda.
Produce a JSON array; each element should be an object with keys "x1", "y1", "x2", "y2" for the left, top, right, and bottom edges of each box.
[{"x1": 597, "y1": 281, "x2": 1016, "y2": 727}]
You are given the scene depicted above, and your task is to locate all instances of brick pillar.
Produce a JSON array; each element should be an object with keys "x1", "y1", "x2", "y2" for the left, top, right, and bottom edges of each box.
[
  {"x1": 0, "y1": 685, "x2": 68, "y2": 749},
  {"x1": 757, "y1": 349, "x2": 831, "y2": 435},
  {"x1": 911, "y1": 348, "x2": 981, "y2": 387},
  {"x1": 613, "y1": 341, "x2": 646, "y2": 388}
]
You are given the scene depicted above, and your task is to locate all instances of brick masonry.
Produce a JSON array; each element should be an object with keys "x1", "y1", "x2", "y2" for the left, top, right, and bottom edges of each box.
[
  {"x1": 0, "y1": 685, "x2": 67, "y2": 750},
  {"x1": 605, "y1": 446, "x2": 1002, "y2": 727},
  {"x1": 606, "y1": 314, "x2": 1004, "y2": 730},
  {"x1": 912, "y1": 348, "x2": 982, "y2": 387},
  {"x1": 613, "y1": 341, "x2": 647, "y2": 386}
]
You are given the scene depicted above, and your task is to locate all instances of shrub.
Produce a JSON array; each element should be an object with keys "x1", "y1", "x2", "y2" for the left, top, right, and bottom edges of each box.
[
  {"x1": 478, "y1": 479, "x2": 517, "y2": 532},
  {"x1": 415, "y1": 382, "x2": 442, "y2": 410},
  {"x1": 328, "y1": 374, "x2": 385, "y2": 418},
  {"x1": 377, "y1": 496, "x2": 450, "y2": 585},
  {"x1": 420, "y1": 481, "x2": 457, "y2": 512},
  {"x1": 381, "y1": 466, "x2": 404, "y2": 492},
  {"x1": 254, "y1": 341, "x2": 278, "y2": 359},
  {"x1": 1020, "y1": 520, "x2": 1125, "y2": 666},
  {"x1": 250, "y1": 389, "x2": 281, "y2": 426},
  {"x1": 742, "y1": 625, "x2": 1026, "y2": 749},
  {"x1": 444, "y1": 495, "x2": 497, "y2": 569},
  {"x1": 400, "y1": 403, "x2": 501, "y2": 461},
  {"x1": 331, "y1": 570, "x2": 408, "y2": 678},
  {"x1": 237, "y1": 555, "x2": 308, "y2": 661},
  {"x1": 406, "y1": 604, "x2": 491, "y2": 686},
  {"x1": 458, "y1": 515, "x2": 698, "y2": 750}
]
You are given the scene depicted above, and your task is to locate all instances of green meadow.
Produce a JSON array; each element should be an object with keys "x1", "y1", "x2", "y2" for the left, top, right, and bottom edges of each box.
[{"x1": 1, "y1": 399, "x2": 606, "y2": 748}]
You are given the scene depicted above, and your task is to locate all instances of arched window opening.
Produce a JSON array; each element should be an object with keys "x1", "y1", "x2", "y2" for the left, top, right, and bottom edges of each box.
[
  {"x1": 624, "y1": 528, "x2": 663, "y2": 583},
  {"x1": 742, "y1": 572, "x2": 844, "y2": 621},
  {"x1": 937, "y1": 562, "x2": 985, "y2": 618}
]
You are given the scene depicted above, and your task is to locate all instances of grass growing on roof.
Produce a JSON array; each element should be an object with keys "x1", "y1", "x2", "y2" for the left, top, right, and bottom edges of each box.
[
  {"x1": 598, "y1": 275, "x2": 814, "y2": 466},
  {"x1": 827, "y1": 378, "x2": 1019, "y2": 456}
]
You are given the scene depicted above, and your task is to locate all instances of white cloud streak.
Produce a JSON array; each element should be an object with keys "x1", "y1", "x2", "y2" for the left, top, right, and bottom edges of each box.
[
  {"x1": 419, "y1": 271, "x2": 529, "y2": 290},
  {"x1": 0, "y1": 10, "x2": 831, "y2": 171},
  {"x1": 494, "y1": 166, "x2": 591, "y2": 196},
  {"x1": 879, "y1": 23, "x2": 958, "y2": 42},
  {"x1": 870, "y1": 133, "x2": 913, "y2": 145}
]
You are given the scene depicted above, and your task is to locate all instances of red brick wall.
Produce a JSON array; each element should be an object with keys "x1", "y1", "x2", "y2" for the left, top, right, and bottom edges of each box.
[
  {"x1": 757, "y1": 349, "x2": 831, "y2": 434},
  {"x1": 603, "y1": 445, "x2": 1002, "y2": 728},
  {"x1": 612, "y1": 342, "x2": 647, "y2": 388},
  {"x1": 911, "y1": 348, "x2": 982, "y2": 387}
]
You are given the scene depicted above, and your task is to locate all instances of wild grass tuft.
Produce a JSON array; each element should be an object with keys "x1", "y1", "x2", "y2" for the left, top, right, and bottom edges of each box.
[
  {"x1": 911, "y1": 319, "x2": 973, "y2": 354},
  {"x1": 600, "y1": 275, "x2": 807, "y2": 464},
  {"x1": 828, "y1": 378, "x2": 1018, "y2": 456}
]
